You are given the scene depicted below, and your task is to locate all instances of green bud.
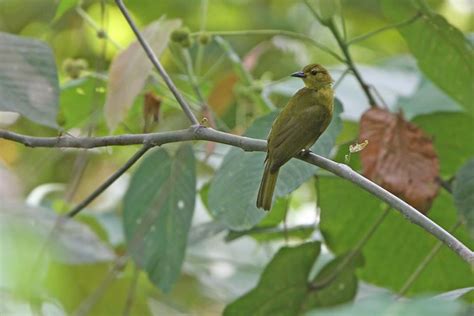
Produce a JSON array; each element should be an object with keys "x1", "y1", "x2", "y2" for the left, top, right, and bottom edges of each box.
[
  {"x1": 198, "y1": 32, "x2": 211, "y2": 45},
  {"x1": 171, "y1": 27, "x2": 191, "y2": 43}
]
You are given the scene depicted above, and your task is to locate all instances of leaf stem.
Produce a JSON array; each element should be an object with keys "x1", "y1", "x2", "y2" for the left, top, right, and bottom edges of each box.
[
  {"x1": 310, "y1": 205, "x2": 391, "y2": 290},
  {"x1": 191, "y1": 29, "x2": 345, "y2": 63},
  {"x1": 347, "y1": 13, "x2": 422, "y2": 46},
  {"x1": 397, "y1": 220, "x2": 462, "y2": 297}
]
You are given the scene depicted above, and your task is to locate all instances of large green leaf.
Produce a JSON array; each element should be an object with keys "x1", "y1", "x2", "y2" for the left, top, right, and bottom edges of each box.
[
  {"x1": 413, "y1": 112, "x2": 474, "y2": 176},
  {"x1": 319, "y1": 177, "x2": 473, "y2": 295},
  {"x1": 453, "y1": 159, "x2": 474, "y2": 240},
  {"x1": 123, "y1": 145, "x2": 196, "y2": 292},
  {"x1": 0, "y1": 32, "x2": 59, "y2": 128},
  {"x1": 208, "y1": 100, "x2": 343, "y2": 230},
  {"x1": 224, "y1": 242, "x2": 321, "y2": 316},
  {"x1": 381, "y1": 0, "x2": 474, "y2": 115}
]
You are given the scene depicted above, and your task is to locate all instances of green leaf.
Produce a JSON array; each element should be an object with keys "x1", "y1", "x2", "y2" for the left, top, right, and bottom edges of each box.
[
  {"x1": 59, "y1": 77, "x2": 106, "y2": 129},
  {"x1": 53, "y1": 0, "x2": 78, "y2": 22},
  {"x1": 208, "y1": 100, "x2": 343, "y2": 231},
  {"x1": 105, "y1": 18, "x2": 181, "y2": 131},
  {"x1": 224, "y1": 242, "x2": 321, "y2": 316},
  {"x1": 305, "y1": 293, "x2": 468, "y2": 316},
  {"x1": 0, "y1": 32, "x2": 59, "y2": 128},
  {"x1": 413, "y1": 112, "x2": 474, "y2": 175},
  {"x1": 123, "y1": 145, "x2": 196, "y2": 292},
  {"x1": 301, "y1": 253, "x2": 362, "y2": 312},
  {"x1": 453, "y1": 159, "x2": 474, "y2": 239},
  {"x1": 319, "y1": 177, "x2": 474, "y2": 295},
  {"x1": 381, "y1": 0, "x2": 474, "y2": 115},
  {"x1": 398, "y1": 78, "x2": 462, "y2": 120}
]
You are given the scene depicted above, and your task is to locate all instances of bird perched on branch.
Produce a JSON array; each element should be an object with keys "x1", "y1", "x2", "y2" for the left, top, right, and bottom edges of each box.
[{"x1": 256, "y1": 64, "x2": 334, "y2": 210}]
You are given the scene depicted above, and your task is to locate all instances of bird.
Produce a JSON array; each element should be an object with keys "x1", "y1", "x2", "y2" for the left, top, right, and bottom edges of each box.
[{"x1": 256, "y1": 64, "x2": 334, "y2": 210}]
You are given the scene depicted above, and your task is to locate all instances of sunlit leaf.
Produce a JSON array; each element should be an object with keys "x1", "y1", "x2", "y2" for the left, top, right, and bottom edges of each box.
[
  {"x1": 382, "y1": 0, "x2": 474, "y2": 115},
  {"x1": 0, "y1": 32, "x2": 59, "y2": 128},
  {"x1": 104, "y1": 18, "x2": 181, "y2": 131},
  {"x1": 53, "y1": 0, "x2": 78, "y2": 21},
  {"x1": 123, "y1": 145, "x2": 196, "y2": 292}
]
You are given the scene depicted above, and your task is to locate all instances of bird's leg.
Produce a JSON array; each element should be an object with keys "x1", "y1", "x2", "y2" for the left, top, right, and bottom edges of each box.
[{"x1": 300, "y1": 148, "x2": 313, "y2": 157}]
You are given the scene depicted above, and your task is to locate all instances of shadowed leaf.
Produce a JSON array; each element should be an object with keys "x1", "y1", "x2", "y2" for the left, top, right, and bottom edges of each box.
[
  {"x1": 359, "y1": 108, "x2": 439, "y2": 213},
  {"x1": 224, "y1": 242, "x2": 320, "y2": 316},
  {"x1": 123, "y1": 145, "x2": 196, "y2": 292},
  {"x1": 0, "y1": 32, "x2": 59, "y2": 128},
  {"x1": 453, "y1": 159, "x2": 474, "y2": 239}
]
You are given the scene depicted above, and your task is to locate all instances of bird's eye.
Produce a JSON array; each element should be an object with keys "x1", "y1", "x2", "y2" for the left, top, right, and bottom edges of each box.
[{"x1": 311, "y1": 69, "x2": 318, "y2": 75}]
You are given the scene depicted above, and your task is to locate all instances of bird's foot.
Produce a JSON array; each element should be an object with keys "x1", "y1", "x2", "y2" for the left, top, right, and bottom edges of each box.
[{"x1": 300, "y1": 149, "x2": 312, "y2": 158}]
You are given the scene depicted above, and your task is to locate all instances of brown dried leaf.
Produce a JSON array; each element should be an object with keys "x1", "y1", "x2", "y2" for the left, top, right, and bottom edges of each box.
[
  {"x1": 143, "y1": 91, "x2": 162, "y2": 133},
  {"x1": 359, "y1": 108, "x2": 439, "y2": 213},
  {"x1": 104, "y1": 19, "x2": 181, "y2": 131}
]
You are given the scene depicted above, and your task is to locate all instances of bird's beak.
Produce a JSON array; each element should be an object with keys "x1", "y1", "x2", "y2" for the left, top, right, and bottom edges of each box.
[{"x1": 291, "y1": 71, "x2": 306, "y2": 78}]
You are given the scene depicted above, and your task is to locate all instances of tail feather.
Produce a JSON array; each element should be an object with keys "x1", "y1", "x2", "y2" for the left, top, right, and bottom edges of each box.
[{"x1": 256, "y1": 162, "x2": 279, "y2": 211}]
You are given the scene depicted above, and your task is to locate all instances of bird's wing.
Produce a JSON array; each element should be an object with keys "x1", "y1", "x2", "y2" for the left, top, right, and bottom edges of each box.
[{"x1": 267, "y1": 104, "x2": 330, "y2": 171}]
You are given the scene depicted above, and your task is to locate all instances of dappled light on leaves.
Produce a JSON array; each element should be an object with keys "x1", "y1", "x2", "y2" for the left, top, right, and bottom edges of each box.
[{"x1": 359, "y1": 108, "x2": 439, "y2": 213}]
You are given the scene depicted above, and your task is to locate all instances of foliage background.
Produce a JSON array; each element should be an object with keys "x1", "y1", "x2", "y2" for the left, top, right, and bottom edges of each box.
[{"x1": 0, "y1": 0, "x2": 473, "y2": 315}]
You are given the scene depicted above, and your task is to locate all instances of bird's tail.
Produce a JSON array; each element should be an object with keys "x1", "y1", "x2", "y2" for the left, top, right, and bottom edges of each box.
[{"x1": 256, "y1": 161, "x2": 279, "y2": 211}]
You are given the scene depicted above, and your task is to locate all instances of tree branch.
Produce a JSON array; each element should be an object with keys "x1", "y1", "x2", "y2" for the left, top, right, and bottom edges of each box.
[
  {"x1": 1, "y1": 128, "x2": 473, "y2": 264},
  {"x1": 115, "y1": 0, "x2": 199, "y2": 126}
]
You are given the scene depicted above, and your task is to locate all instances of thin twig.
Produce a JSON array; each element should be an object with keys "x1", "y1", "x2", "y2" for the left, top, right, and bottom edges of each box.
[
  {"x1": 347, "y1": 13, "x2": 422, "y2": 46},
  {"x1": 191, "y1": 29, "x2": 345, "y2": 63},
  {"x1": 397, "y1": 220, "x2": 462, "y2": 297},
  {"x1": 75, "y1": 7, "x2": 122, "y2": 50},
  {"x1": 115, "y1": 0, "x2": 199, "y2": 125},
  {"x1": 66, "y1": 144, "x2": 152, "y2": 218},
  {"x1": 333, "y1": 67, "x2": 351, "y2": 89},
  {"x1": 1, "y1": 128, "x2": 473, "y2": 264},
  {"x1": 310, "y1": 206, "x2": 391, "y2": 290},
  {"x1": 195, "y1": 0, "x2": 209, "y2": 75}
]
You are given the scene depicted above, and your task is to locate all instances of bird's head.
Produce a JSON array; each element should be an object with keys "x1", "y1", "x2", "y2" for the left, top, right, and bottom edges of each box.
[{"x1": 291, "y1": 64, "x2": 333, "y2": 90}]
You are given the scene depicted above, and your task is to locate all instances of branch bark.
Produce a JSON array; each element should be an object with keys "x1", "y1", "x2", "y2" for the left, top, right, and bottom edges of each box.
[{"x1": 1, "y1": 127, "x2": 473, "y2": 264}]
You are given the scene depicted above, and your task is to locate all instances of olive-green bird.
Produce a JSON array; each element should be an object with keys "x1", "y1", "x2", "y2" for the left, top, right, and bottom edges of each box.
[{"x1": 256, "y1": 64, "x2": 334, "y2": 210}]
